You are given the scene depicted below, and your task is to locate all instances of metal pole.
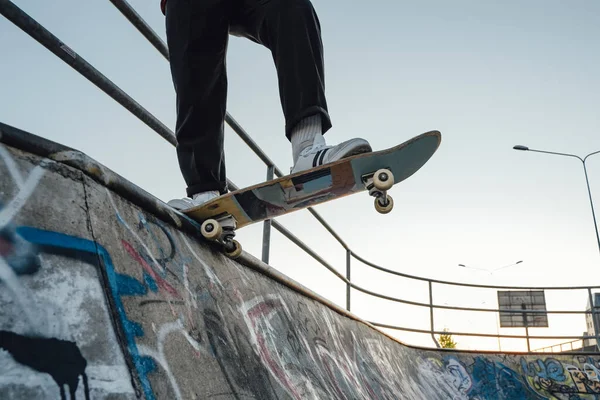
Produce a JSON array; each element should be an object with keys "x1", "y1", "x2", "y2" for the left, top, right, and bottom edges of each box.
[
  {"x1": 582, "y1": 159, "x2": 600, "y2": 256},
  {"x1": 108, "y1": 0, "x2": 169, "y2": 59},
  {"x1": 496, "y1": 311, "x2": 502, "y2": 351},
  {"x1": 429, "y1": 281, "x2": 440, "y2": 348},
  {"x1": 346, "y1": 249, "x2": 351, "y2": 311},
  {"x1": 588, "y1": 288, "x2": 600, "y2": 351},
  {"x1": 261, "y1": 166, "x2": 274, "y2": 264},
  {"x1": 0, "y1": 0, "x2": 176, "y2": 146},
  {"x1": 522, "y1": 303, "x2": 531, "y2": 352}
]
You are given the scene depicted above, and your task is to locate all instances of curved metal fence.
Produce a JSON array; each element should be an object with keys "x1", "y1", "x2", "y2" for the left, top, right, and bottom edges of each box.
[{"x1": 2, "y1": 0, "x2": 599, "y2": 353}]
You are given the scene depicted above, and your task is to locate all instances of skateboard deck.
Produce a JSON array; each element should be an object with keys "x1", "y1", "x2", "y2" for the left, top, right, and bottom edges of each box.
[{"x1": 183, "y1": 130, "x2": 441, "y2": 256}]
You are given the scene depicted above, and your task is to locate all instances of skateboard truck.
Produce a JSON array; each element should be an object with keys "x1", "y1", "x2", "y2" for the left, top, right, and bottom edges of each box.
[
  {"x1": 364, "y1": 168, "x2": 395, "y2": 214},
  {"x1": 200, "y1": 215, "x2": 243, "y2": 258}
]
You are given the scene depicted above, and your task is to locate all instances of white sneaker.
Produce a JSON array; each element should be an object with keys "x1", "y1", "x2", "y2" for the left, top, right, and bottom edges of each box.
[
  {"x1": 290, "y1": 134, "x2": 372, "y2": 174},
  {"x1": 167, "y1": 190, "x2": 220, "y2": 211}
]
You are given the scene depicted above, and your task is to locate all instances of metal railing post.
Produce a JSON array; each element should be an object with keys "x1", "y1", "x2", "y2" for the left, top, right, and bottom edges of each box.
[
  {"x1": 261, "y1": 166, "x2": 275, "y2": 264},
  {"x1": 521, "y1": 303, "x2": 531, "y2": 352},
  {"x1": 588, "y1": 288, "x2": 600, "y2": 351},
  {"x1": 346, "y1": 250, "x2": 351, "y2": 311},
  {"x1": 429, "y1": 281, "x2": 440, "y2": 348},
  {"x1": 495, "y1": 308, "x2": 502, "y2": 352}
]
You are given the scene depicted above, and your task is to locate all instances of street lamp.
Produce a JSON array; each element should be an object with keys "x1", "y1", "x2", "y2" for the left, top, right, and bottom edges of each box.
[
  {"x1": 513, "y1": 145, "x2": 600, "y2": 256},
  {"x1": 458, "y1": 260, "x2": 523, "y2": 273}
]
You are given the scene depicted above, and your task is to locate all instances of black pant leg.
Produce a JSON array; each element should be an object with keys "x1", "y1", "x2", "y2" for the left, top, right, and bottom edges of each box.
[
  {"x1": 231, "y1": 0, "x2": 332, "y2": 140},
  {"x1": 166, "y1": 0, "x2": 232, "y2": 196}
]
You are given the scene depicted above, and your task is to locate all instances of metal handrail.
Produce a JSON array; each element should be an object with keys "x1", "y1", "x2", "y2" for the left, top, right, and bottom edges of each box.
[
  {"x1": 3, "y1": 0, "x2": 599, "y2": 352},
  {"x1": 350, "y1": 250, "x2": 600, "y2": 290},
  {"x1": 370, "y1": 323, "x2": 599, "y2": 341},
  {"x1": 0, "y1": 0, "x2": 176, "y2": 146},
  {"x1": 533, "y1": 339, "x2": 585, "y2": 353},
  {"x1": 108, "y1": 0, "x2": 169, "y2": 59}
]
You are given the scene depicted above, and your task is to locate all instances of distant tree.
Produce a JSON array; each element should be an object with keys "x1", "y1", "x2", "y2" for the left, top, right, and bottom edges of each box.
[{"x1": 439, "y1": 328, "x2": 457, "y2": 349}]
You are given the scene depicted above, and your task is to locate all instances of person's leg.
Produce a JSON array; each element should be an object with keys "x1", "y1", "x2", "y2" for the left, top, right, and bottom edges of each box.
[
  {"x1": 165, "y1": 0, "x2": 232, "y2": 209},
  {"x1": 231, "y1": 0, "x2": 371, "y2": 172}
]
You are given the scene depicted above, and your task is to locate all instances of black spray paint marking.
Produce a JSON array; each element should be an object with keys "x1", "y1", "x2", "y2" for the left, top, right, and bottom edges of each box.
[{"x1": 0, "y1": 330, "x2": 90, "y2": 400}]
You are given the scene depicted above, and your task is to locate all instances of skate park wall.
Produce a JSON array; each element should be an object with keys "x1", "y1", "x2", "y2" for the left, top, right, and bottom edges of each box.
[{"x1": 3, "y1": 121, "x2": 600, "y2": 399}]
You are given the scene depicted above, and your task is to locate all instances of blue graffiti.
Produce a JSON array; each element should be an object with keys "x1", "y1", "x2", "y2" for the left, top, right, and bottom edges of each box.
[
  {"x1": 520, "y1": 357, "x2": 566, "y2": 382},
  {"x1": 16, "y1": 226, "x2": 158, "y2": 400},
  {"x1": 470, "y1": 357, "x2": 544, "y2": 400}
]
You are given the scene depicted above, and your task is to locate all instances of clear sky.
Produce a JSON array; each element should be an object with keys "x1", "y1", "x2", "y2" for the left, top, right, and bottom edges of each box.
[{"x1": 2, "y1": 0, "x2": 600, "y2": 351}]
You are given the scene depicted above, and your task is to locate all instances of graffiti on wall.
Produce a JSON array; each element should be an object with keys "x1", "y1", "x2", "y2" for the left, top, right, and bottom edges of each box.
[
  {"x1": 416, "y1": 352, "x2": 600, "y2": 400},
  {"x1": 4, "y1": 139, "x2": 600, "y2": 400},
  {"x1": 0, "y1": 145, "x2": 137, "y2": 399},
  {"x1": 520, "y1": 356, "x2": 600, "y2": 398},
  {"x1": 0, "y1": 145, "x2": 94, "y2": 400}
]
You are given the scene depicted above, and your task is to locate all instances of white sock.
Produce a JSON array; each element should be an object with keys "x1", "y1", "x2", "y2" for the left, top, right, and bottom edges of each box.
[{"x1": 291, "y1": 114, "x2": 322, "y2": 161}]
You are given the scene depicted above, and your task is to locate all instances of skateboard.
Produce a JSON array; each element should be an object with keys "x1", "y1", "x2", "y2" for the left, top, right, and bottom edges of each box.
[{"x1": 183, "y1": 130, "x2": 441, "y2": 258}]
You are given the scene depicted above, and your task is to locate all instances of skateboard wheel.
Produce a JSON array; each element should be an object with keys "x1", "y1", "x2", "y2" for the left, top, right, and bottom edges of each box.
[
  {"x1": 201, "y1": 219, "x2": 222, "y2": 240},
  {"x1": 374, "y1": 195, "x2": 394, "y2": 214},
  {"x1": 224, "y1": 240, "x2": 242, "y2": 259},
  {"x1": 373, "y1": 169, "x2": 394, "y2": 191}
]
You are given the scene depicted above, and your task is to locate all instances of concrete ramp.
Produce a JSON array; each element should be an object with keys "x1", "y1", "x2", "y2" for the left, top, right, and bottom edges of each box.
[{"x1": 2, "y1": 122, "x2": 600, "y2": 399}]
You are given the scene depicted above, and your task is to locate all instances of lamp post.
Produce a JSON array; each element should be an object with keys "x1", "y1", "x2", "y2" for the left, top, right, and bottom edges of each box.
[
  {"x1": 513, "y1": 145, "x2": 600, "y2": 256},
  {"x1": 458, "y1": 260, "x2": 523, "y2": 274}
]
